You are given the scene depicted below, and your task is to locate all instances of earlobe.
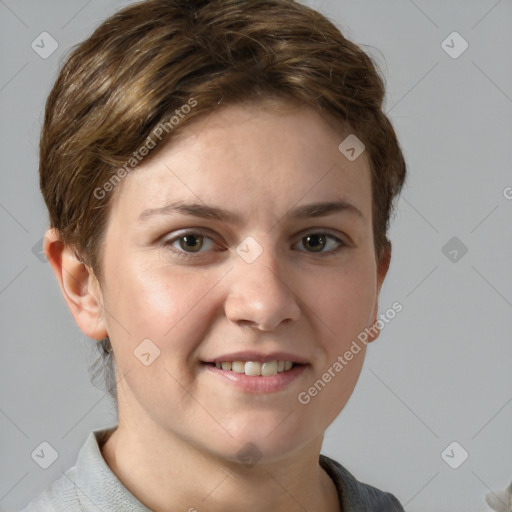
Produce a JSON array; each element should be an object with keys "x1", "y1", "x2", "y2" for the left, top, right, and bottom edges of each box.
[
  {"x1": 376, "y1": 241, "x2": 392, "y2": 293},
  {"x1": 367, "y1": 242, "x2": 392, "y2": 343},
  {"x1": 44, "y1": 228, "x2": 108, "y2": 340}
]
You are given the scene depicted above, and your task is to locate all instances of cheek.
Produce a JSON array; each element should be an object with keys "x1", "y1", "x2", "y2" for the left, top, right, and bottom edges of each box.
[
  {"x1": 102, "y1": 257, "x2": 215, "y2": 358},
  {"x1": 312, "y1": 260, "x2": 377, "y2": 343},
  {"x1": 315, "y1": 348, "x2": 366, "y2": 429},
  {"x1": 299, "y1": 265, "x2": 372, "y2": 427}
]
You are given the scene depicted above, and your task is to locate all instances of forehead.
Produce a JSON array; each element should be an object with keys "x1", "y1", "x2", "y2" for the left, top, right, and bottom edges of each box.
[{"x1": 110, "y1": 102, "x2": 373, "y2": 228}]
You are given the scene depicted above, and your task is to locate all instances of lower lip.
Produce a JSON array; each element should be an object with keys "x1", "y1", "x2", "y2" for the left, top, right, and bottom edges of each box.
[{"x1": 202, "y1": 363, "x2": 307, "y2": 393}]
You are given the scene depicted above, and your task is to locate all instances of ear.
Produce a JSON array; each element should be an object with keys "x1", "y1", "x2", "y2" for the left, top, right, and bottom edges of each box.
[
  {"x1": 44, "y1": 228, "x2": 108, "y2": 340},
  {"x1": 366, "y1": 241, "x2": 392, "y2": 343}
]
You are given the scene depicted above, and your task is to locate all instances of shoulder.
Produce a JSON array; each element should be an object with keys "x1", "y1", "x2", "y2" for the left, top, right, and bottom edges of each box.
[
  {"x1": 19, "y1": 466, "x2": 79, "y2": 511},
  {"x1": 19, "y1": 427, "x2": 117, "y2": 512},
  {"x1": 320, "y1": 454, "x2": 405, "y2": 511}
]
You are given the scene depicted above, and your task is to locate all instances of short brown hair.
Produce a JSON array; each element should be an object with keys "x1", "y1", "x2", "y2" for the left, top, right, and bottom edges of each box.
[{"x1": 40, "y1": 0, "x2": 407, "y2": 405}]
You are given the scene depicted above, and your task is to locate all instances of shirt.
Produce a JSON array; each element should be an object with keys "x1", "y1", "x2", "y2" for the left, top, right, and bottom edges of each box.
[{"x1": 20, "y1": 427, "x2": 404, "y2": 511}]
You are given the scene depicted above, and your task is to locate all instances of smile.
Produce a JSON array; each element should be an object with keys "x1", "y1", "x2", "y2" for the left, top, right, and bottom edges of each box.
[
  {"x1": 202, "y1": 361, "x2": 307, "y2": 393},
  {"x1": 211, "y1": 360, "x2": 296, "y2": 376}
]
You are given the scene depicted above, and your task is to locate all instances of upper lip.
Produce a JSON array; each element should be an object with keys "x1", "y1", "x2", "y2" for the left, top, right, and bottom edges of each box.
[{"x1": 203, "y1": 351, "x2": 308, "y2": 365}]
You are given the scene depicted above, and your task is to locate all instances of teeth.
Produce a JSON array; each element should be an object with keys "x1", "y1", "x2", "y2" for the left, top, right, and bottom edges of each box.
[
  {"x1": 213, "y1": 360, "x2": 295, "y2": 376},
  {"x1": 261, "y1": 361, "x2": 278, "y2": 376},
  {"x1": 232, "y1": 361, "x2": 245, "y2": 373},
  {"x1": 245, "y1": 362, "x2": 261, "y2": 376}
]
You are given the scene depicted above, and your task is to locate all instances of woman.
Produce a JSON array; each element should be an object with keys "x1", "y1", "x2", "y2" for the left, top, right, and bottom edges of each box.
[{"x1": 22, "y1": 0, "x2": 407, "y2": 510}]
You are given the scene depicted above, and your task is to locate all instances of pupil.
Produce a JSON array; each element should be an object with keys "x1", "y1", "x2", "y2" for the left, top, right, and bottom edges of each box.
[
  {"x1": 305, "y1": 234, "x2": 325, "y2": 252},
  {"x1": 181, "y1": 235, "x2": 202, "y2": 252}
]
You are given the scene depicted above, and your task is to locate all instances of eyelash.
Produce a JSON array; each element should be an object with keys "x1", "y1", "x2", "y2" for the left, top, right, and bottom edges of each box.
[{"x1": 162, "y1": 229, "x2": 347, "y2": 260}]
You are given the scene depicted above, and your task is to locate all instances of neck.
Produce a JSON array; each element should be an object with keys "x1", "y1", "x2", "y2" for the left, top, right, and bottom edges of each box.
[{"x1": 100, "y1": 421, "x2": 340, "y2": 512}]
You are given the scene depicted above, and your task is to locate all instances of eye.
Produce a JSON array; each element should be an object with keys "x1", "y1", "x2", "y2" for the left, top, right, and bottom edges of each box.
[
  {"x1": 163, "y1": 229, "x2": 347, "y2": 260},
  {"x1": 294, "y1": 232, "x2": 346, "y2": 255},
  {"x1": 164, "y1": 231, "x2": 218, "y2": 258}
]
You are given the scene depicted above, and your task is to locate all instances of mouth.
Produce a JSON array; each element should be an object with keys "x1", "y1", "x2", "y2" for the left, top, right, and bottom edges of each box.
[
  {"x1": 202, "y1": 360, "x2": 302, "y2": 377},
  {"x1": 200, "y1": 358, "x2": 307, "y2": 393}
]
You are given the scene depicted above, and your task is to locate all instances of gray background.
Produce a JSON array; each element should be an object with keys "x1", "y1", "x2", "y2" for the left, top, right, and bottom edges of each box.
[{"x1": 1, "y1": 0, "x2": 511, "y2": 510}]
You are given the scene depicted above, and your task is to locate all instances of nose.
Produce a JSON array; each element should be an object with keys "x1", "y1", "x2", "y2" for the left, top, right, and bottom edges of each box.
[{"x1": 224, "y1": 245, "x2": 301, "y2": 331}]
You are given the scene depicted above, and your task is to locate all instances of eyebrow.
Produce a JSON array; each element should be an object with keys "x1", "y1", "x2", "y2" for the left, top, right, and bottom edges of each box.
[{"x1": 138, "y1": 199, "x2": 365, "y2": 224}]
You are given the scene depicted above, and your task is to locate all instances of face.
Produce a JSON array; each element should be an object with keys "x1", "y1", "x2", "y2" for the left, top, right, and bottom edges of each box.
[{"x1": 95, "y1": 101, "x2": 388, "y2": 464}]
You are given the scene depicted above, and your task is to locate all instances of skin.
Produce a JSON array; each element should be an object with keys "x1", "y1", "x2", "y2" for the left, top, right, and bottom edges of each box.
[{"x1": 45, "y1": 101, "x2": 391, "y2": 512}]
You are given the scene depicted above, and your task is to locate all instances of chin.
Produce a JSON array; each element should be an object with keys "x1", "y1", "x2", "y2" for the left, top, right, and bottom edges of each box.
[{"x1": 210, "y1": 414, "x2": 314, "y2": 464}]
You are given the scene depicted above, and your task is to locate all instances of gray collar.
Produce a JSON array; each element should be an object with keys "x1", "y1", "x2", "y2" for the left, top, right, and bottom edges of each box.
[{"x1": 74, "y1": 427, "x2": 152, "y2": 511}]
